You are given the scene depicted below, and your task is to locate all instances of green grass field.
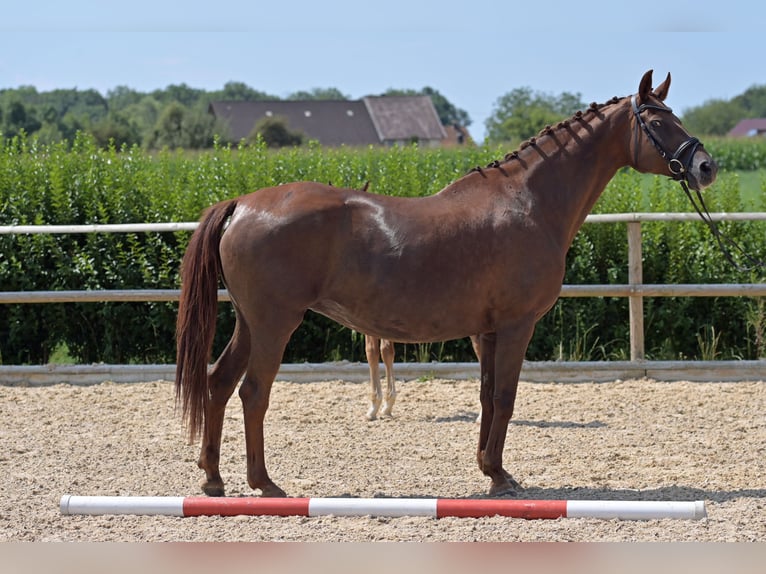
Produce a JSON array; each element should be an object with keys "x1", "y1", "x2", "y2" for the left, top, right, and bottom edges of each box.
[{"x1": 733, "y1": 169, "x2": 766, "y2": 207}]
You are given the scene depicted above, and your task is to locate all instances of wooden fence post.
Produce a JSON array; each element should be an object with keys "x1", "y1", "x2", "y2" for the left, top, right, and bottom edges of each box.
[{"x1": 627, "y1": 221, "x2": 644, "y2": 360}]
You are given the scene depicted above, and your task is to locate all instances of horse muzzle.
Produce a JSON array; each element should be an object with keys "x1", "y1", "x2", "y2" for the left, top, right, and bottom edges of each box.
[{"x1": 685, "y1": 150, "x2": 718, "y2": 190}]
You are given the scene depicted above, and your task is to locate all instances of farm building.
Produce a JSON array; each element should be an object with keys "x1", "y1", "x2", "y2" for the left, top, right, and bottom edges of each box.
[
  {"x1": 208, "y1": 96, "x2": 468, "y2": 147},
  {"x1": 727, "y1": 118, "x2": 766, "y2": 137}
]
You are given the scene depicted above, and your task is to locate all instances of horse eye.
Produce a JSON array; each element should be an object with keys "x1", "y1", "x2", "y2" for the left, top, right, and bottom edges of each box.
[{"x1": 651, "y1": 119, "x2": 662, "y2": 128}]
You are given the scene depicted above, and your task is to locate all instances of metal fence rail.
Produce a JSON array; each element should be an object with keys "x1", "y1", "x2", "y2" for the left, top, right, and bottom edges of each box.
[
  {"x1": 1, "y1": 212, "x2": 765, "y2": 383},
  {"x1": 2, "y1": 283, "x2": 766, "y2": 305},
  {"x1": 3, "y1": 359, "x2": 765, "y2": 387}
]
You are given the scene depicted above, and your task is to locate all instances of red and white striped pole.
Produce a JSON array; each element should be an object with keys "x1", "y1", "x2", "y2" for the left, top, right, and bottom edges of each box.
[{"x1": 60, "y1": 495, "x2": 706, "y2": 520}]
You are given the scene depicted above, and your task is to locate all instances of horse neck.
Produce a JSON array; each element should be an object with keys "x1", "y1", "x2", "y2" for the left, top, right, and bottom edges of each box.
[{"x1": 522, "y1": 99, "x2": 633, "y2": 247}]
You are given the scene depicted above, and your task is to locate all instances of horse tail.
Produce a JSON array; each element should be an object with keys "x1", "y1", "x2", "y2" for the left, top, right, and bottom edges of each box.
[{"x1": 175, "y1": 199, "x2": 238, "y2": 442}]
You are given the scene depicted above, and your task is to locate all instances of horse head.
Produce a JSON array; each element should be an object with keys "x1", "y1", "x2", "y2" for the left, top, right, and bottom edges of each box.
[{"x1": 630, "y1": 69, "x2": 718, "y2": 191}]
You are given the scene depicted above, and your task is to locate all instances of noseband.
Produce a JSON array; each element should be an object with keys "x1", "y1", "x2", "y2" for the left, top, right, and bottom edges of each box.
[{"x1": 631, "y1": 94, "x2": 702, "y2": 182}]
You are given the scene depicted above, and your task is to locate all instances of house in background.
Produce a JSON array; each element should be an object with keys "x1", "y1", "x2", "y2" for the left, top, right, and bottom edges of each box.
[
  {"x1": 362, "y1": 96, "x2": 446, "y2": 146},
  {"x1": 727, "y1": 118, "x2": 766, "y2": 137},
  {"x1": 208, "y1": 95, "x2": 468, "y2": 147},
  {"x1": 442, "y1": 124, "x2": 473, "y2": 147}
]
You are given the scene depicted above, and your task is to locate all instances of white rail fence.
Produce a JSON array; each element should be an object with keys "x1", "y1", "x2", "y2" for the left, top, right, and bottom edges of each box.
[{"x1": 1, "y1": 213, "x2": 765, "y2": 385}]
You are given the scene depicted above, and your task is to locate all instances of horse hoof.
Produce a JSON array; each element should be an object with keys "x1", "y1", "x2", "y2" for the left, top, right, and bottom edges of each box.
[
  {"x1": 259, "y1": 484, "x2": 288, "y2": 498},
  {"x1": 201, "y1": 480, "x2": 226, "y2": 497},
  {"x1": 488, "y1": 479, "x2": 519, "y2": 498},
  {"x1": 502, "y1": 472, "x2": 523, "y2": 491},
  {"x1": 488, "y1": 484, "x2": 517, "y2": 498},
  {"x1": 366, "y1": 404, "x2": 381, "y2": 421}
]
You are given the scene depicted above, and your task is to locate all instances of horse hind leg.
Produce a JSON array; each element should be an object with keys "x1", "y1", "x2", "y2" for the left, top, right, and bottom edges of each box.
[
  {"x1": 197, "y1": 315, "x2": 249, "y2": 497},
  {"x1": 380, "y1": 339, "x2": 397, "y2": 416},
  {"x1": 365, "y1": 335, "x2": 383, "y2": 420},
  {"x1": 239, "y1": 310, "x2": 304, "y2": 497},
  {"x1": 470, "y1": 335, "x2": 483, "y2": 424}
]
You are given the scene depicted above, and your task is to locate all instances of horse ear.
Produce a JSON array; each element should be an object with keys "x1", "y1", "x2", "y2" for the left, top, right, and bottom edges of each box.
[
  {"x1": 653, "y1": 72, "x2": 672, "y2": 101},
  {"x1": 638, "y1": 70, "x2": 654, "y2": 100}
]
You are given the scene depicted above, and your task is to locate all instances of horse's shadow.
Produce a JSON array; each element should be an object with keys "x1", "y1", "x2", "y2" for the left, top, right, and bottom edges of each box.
[
  {"x1": 366, "y1": 486, "x2": 766, "y2": 503},
  {"x1": 433, "y1": 411, "x2": 606, "y2": 429},
  {"x1": 224, "y1": 486, "x2": 766, "y2": 503}
]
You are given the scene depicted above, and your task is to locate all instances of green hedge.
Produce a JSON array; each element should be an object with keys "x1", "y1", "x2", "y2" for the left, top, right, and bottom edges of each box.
[
  {"x1": 705, "y1": 138, "x2": 766, "y2": 171},
  {"x1": 1, "y1": 134, "x2": 764, "y2": 365}
]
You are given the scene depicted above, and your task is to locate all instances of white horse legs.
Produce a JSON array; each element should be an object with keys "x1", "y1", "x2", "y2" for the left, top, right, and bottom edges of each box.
[
  {"x1": 365, "y1": 336, "x2": 396, "y2": 420},
  {"x1": 365, "y1": 335, "x2": 483, "y2": 422}
]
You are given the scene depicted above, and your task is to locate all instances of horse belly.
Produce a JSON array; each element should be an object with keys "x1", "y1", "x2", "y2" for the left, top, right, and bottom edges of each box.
[
  {"x1": 310, "y1": 279, "x2": 486, "y2": 343},
  {"x1": 313, "y1": 307, "x2": 471, "y2": 343},
  {"x1": 316, "y1": 266, "x2": 564, "y2": 343}
]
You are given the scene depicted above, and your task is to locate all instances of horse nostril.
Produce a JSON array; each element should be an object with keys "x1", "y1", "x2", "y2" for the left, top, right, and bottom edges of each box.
[
  {"x1": 700, "y1": 159, "x2": 719, "y2": 177},
  {"x1": 697, "y1": 158, "x2": 719, "y2": 185}
]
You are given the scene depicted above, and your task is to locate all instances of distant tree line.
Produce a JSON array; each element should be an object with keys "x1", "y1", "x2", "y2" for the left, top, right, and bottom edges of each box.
[
  {"x1": 1, "y1": 80, "x2": 764, "y2": 149},
  {"x1": 0, "y1": 83, "x2": 472, "y2": 150},
  {"x1": 484, "y1": 83, "x2": 766, "y2": 143},
  {"x1": 681, "y1": 84, "x2": 766, "y2": 137}
]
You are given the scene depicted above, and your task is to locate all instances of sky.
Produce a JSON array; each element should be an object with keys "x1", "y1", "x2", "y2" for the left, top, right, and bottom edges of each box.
[{"x1": 1, "y1": 0, "x2": 762, "y2": 141}]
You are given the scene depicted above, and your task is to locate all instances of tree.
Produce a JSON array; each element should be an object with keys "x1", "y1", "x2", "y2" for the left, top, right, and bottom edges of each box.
[
  {"x1": 32, "y1": 122, "x2": 65, "y2": 145},
  {"x1": 732, "y1": 85, "x2": 766, "y2": 117},
  {"x1": 1, "y1": 100, "x2": 41, "y2": 138},
  {"x1": 184, "y1": 104, "x2": 222, "y2": 148},
  {"x1": 147, "y1": 101, "x2": 221, "y2": 149},
  {"x1": 682, "y1": 99, "x2": 747, "y2": 136},
  {"x1": 213, "y1": 82, "x2": 277, "y2": 101},
  {"x1": 44, "y1": 88, "x2": 108, "y2": 123},
  {"x1": 485, "y1": 87, "x2": 585, "y2": 144},
  {"x1": 151, "y1": 102, "x2": 187, "y2": 149},
  {"x1": 680, "y1": 84, "x2": 766, "y2": 136},
  {"x1": 287, "y1": 87, "x2": 349, "y2": 100},
  {"x1": 106, "y1": 86, "x2": 144, "y2": 111},
  {"x1": 250, "y1": 116, "x2": 303, "y2": 148},
  {"x1": 421, "y1": 86, "x2": 471, "y2": 127},
  {"x1": 151, "y1": 83, "x2": 205, "y2": 107},
  {"x1": 91, "y1": 112, "x2": 141, "y2": 149},
  {"x1": 121, "y1": 97, "x2": 163, "y2": 145},
  {"x1": 58, "y1": 111, "x2": 87, "y2": 142}
]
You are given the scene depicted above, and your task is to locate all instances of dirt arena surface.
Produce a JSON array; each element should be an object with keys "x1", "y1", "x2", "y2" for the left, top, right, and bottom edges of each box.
[{"x1": 1, "y1": 376, "x2": 764, "y2": 542}]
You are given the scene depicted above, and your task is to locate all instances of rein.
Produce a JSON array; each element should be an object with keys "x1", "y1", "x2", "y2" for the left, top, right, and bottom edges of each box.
[
  {"x1": 632, "y1": 95, "x2": 766, "y2": 273},
  {"x1": 679, "y1": 181, "x2": 766, "y2": 273}
]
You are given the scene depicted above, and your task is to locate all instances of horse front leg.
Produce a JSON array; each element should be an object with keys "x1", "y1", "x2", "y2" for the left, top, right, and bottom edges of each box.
[
  {"x1": 197, "y1": 318, "x2": 249, "y2": 497},
  {"x1": 365, "y1": 336, "x2": 383, "y2": 420},
  {"x1": 477, "y1": 322, "x2": 534, "y2": 496},
  {"x1": 380, "y1": 339, "x2": 397, "y2": 416},
  {"x1": 477, "y1": 332, "x2": 496, "y2": 473}
]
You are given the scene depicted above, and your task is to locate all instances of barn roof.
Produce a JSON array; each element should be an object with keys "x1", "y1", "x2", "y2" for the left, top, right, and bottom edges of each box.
[
  {"x1": 208, "y1": 100, "x2": 378, "y2": 146},
  {"x1": 362, "y1": 96, "x2": 447, "y2": 142},
  {"x1": 209, "y1": 96, "x2": 449, "y2": 146}
]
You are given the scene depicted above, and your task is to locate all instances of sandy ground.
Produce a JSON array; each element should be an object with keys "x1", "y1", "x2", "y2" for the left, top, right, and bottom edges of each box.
[{"x1": 1, "y1": 376, "x2": 764, "y2": 542}]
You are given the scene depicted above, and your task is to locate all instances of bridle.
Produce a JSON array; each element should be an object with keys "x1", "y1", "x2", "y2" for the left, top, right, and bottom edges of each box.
[
  {"x1": 631, "y1": 94, "x2": 701, "y2": 182},
  {"x1": 631, "y1": 94, "x2": 765, "y2": 272}
]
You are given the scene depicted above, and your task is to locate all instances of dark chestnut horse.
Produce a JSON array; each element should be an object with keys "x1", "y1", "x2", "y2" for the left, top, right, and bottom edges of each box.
[{"x1": 176, "y1": 70, "x2": 717, "y2": 497}]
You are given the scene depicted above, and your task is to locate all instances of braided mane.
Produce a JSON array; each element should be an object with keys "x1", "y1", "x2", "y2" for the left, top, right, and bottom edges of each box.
[{"x1": 470, "y1": 96, "x2": 624, "y2": 177}]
